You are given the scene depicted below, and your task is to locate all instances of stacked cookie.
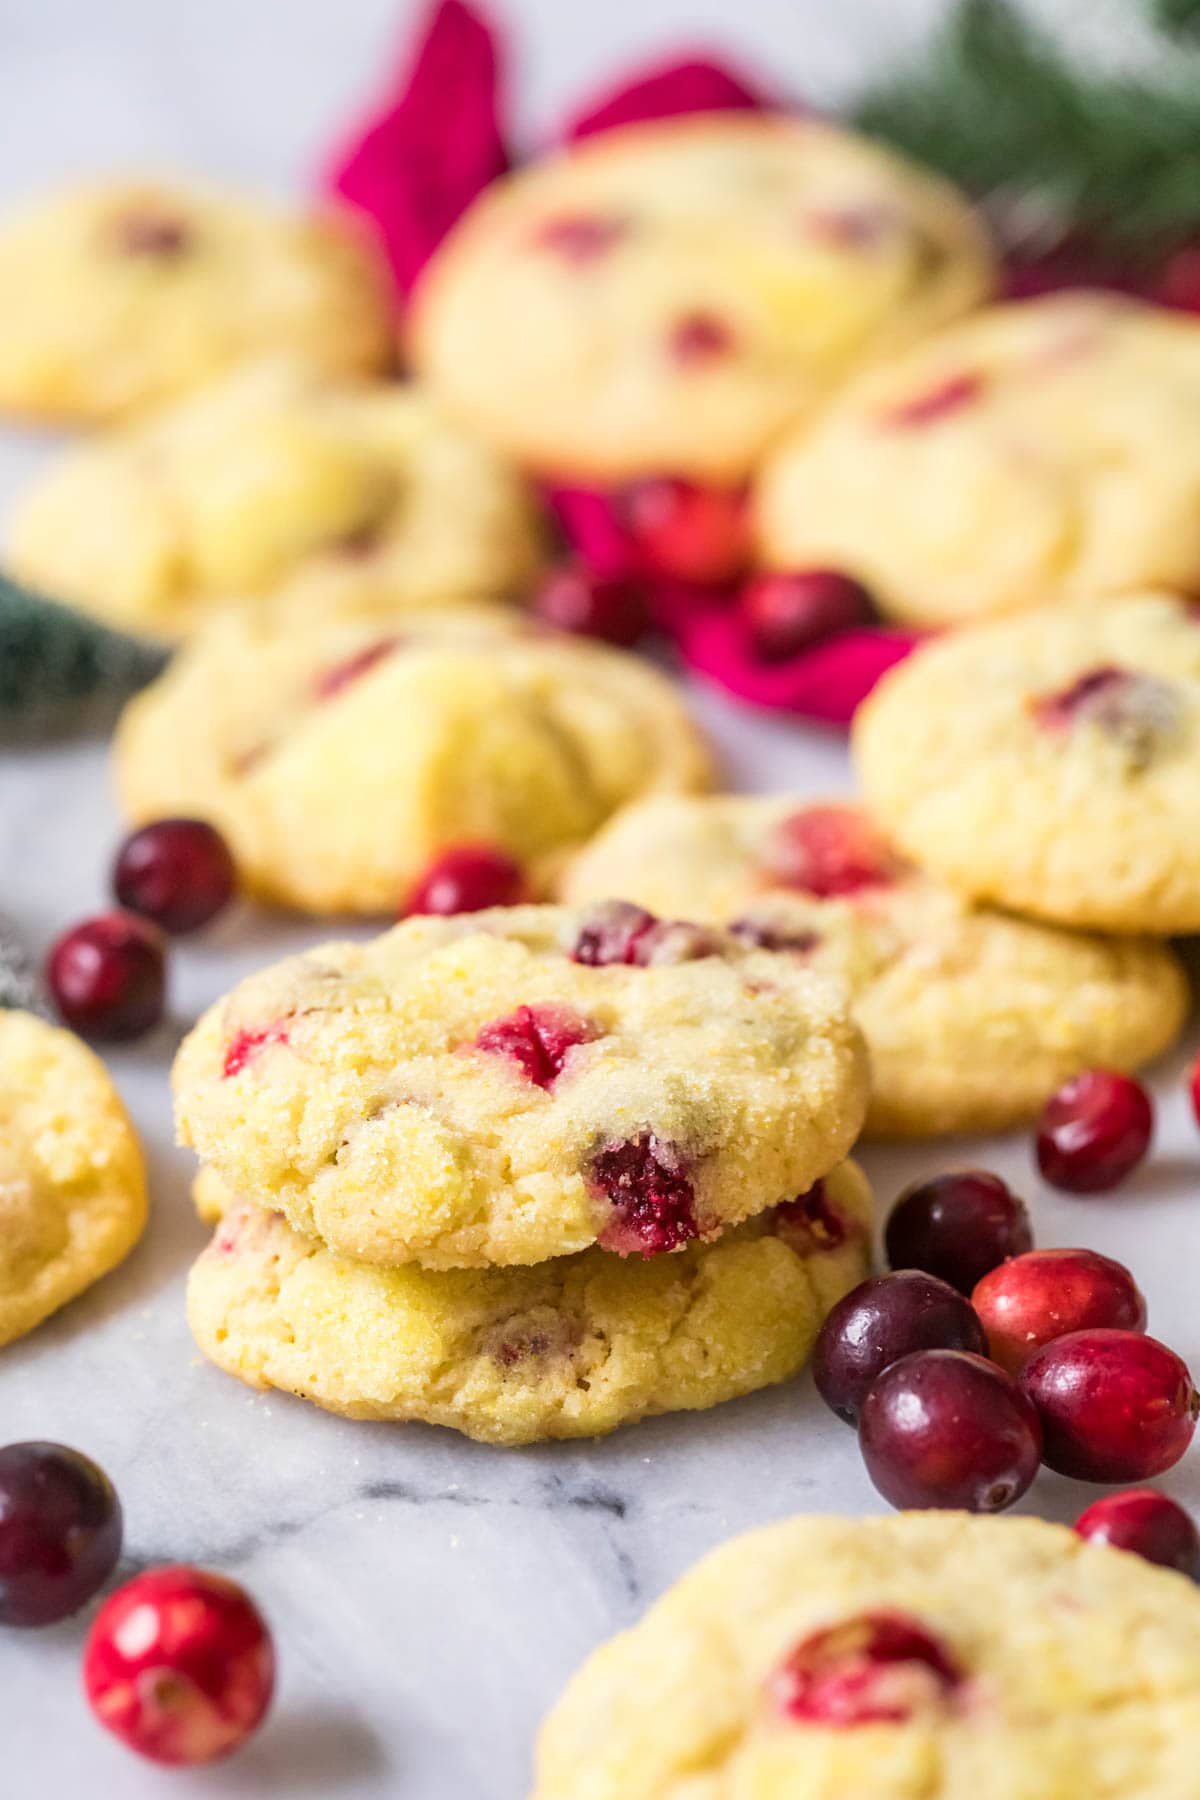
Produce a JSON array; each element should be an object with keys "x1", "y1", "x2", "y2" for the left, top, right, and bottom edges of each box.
[{"x1": 176, "y1": 905, "x2": 873, "y2": 1444}]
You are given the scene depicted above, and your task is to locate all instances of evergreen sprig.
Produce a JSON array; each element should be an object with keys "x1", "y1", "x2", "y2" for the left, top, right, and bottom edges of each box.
[
  {"x1": 854, "y1": 0, "x2": 1200, "y2": 261},
  {"x1": 0, "y1": 571, "x2": 166, "y2": 738}
]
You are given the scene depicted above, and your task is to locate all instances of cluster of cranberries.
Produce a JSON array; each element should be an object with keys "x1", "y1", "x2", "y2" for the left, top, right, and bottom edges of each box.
[
  {"x1": 45, "y1": 819, "x2": 237, "y2": 1042},
  {"x1": 0, "y1": 1441, "x2": 272, "y2": 1764}
]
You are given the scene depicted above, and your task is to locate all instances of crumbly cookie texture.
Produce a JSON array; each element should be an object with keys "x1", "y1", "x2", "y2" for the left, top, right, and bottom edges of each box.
[
  {"x1": 411, "y1": 114, "x2": 993, "y2": 483},
  {"x1": 854, "y1": 591, "x2": 1200, "y2": 934},
  {"x1": 0, "y1": 179, "x2": 392, "y2": 424},
  {"x1": 115, "y1": 604, "x2": 711, "y2": 915},
  {"x1": 0, "y1": 1009, "x2": 147, "y2": 1347},
  {"x1": 8, "y1": 358, "x2": 543, "y2": 639},
  {"x1": 173, "y1": 906, "x2": 869, "y2": 1270},
  {"x1": 561, "y1": 795, "x2": 1188, "y2": 1136},
  {"x1": 186, "y1": 1161, "x2": 872, "y2": 1444},
  {"x1": 757, "y1": 293, "x2": 1200, "y2": 627},
  {"x1": 533, "y1": 1512, "x2": 1200, "y2": 1800}
]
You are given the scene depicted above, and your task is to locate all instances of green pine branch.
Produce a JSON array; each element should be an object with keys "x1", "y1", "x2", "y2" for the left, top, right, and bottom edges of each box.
[{"x1": 0, "y1": 570, "x2": 166, "y2": 737}]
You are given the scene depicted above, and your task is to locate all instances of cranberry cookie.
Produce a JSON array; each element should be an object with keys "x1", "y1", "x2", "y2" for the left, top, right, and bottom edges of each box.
[
  {"x1": 412, "y1": 115, "x2": 993, "y2": 483},
  {"x1": 172, "y1": 906, "x2": 868, "y2": 1269},
  {"x1": 533, "y1": 1512, "x2": 1200, "y2": 1799},
  {"x1": 186, "y1": 1162, "x2": 872, "y2": 1444},
  {"x1": 757, "y1": 293, "x2": 1200, "y2": 626},
  {"x1": 561, "y1": 797, "x2": 1187, "y2": 1135},
  {"x1": 855, "y1": 592, "x2": 1200, "y2": 933}
]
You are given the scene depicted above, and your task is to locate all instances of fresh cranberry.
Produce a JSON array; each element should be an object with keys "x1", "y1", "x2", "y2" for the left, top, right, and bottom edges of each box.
[
  {"x1": 883, "y1": 373, "x2": 984, "y2": 428},
  {"x1": 589, "y1": 1132, "x2": 698, "y2": 1256},
  {"x1": 404, "y1": 846, "x2": 524, "y2": 917},
  {"x1": 533, "y1": 564, "x2": 649, "y2": 646},
  {"x1": 860, "y1": 1350, "x2": 1043, "y2": 1512},
  {"x1": 621, "y1": 476, "x2": 751, "y2": 584},
  {"x1": 113, "y1": 818, "x2": 236, "y2": 935},
  {"x1": 535, "y1": 214, "x2": 628, "y2": 263},
  {"x1": 741, "y1": 571, "x2": 875, "y2": 663},
  {"x1": 768, "y1": 1612, "x2": 963, "y2": 1726},
  {"x1": 764, "y1": 805, "x2": 899, "y2": 899},
  {"x1": 813, "y1": 1271, "x2": 988, "y2": 1426},
  {"x1": 46, "y1": 910, "x2": 165, "y2": 1041},
  {"x1": 0, "y1": 1443, "x2": 122, "y2": 1628},
  {"x1": 1022, "y1": 1329, "x2": 1199, "y2": 1482},
  {"x1": 884, "y1": 1171, "x2": 1032, "y2": 1295},
  {"x1": 568, "y1": 901, "x2": 719, "y2": 968},
  {"x1": 222, "y1": 1021, "x2": 289, "y2": 1079},
  {"x1": 474, "y1": 1005, "x2": 595, "y2": 1088},
  {"x1": 1075, "y1": 1489, "x2": 1200, "y2": 1578},
  {"x1": 1036, "y1": 1071, "x2": 1153, "y2": 1194},
  {"x1": 312, "y1": 636, "x2": 400, "y2": 700},
  {"x1": 669, "y1": 311, "x2": 736, "y2": 364},
  {"x1": 84, "y1": 1566, "x2": 274, "y2": 1766},
  {"x1": 973, "y1": 1248, "x2": 1147, "y2": 1375}
]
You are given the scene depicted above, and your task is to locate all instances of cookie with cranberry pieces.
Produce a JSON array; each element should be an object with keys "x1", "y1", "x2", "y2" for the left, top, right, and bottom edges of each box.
[
  {"x1": 9, "y1": 357, "x2": 543, "y2": 640},
  {"x1": 855, "y1": 591, "x2": 1200, "y2": 933},
  {"x1": 115, "y1": 603, "x2": 711, "y2": 914},
  {"x1": 533, "y1": 1511, "x2": 1200, "y2": 1799},
  {"x1": 0, "y1": 1010, "x2": 147, "y2": 1347},
  {"x1": 411, "y1": 114, "x2": 993, "y2": 484},
  {"x1": 0, "y1": 179, "x2": 392, "y2": 424},
  {"x1": 172, "y1": 905, "x2": 868, "y2": 1269},
  {"x1": 757, "y1": 293, "x2": 1200, "y2": 627},
  {"x1": 186, "y1": 1161, "x2": 871, "y2": 1444},
  {"x1": 562, "y1": 795, "x2": 1187, "y2": 1135}
]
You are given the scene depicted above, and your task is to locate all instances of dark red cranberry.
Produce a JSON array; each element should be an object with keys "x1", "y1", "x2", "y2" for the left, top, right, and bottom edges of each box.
[
  {"x1": 859, "y1": 1350, "x2": 1042, "y2": 1512},
  {"x1": 1075, "y1": 1489, "x2": 1200, "y2": 1578},
  {"x1": 883, "y1": 373, "x2": 984, "y2": 428},
  {"x1": 1021, "y1": 1329, "x2": 1199, "y2": 1482},
  {"x1": 568, "y1": 901, "x2": 719, "y2": 968},
  {"x1": 312, "y1": 636, "x2": 400, "y2": 700},
  {"x1": 972, "y1": 1248, "x2": 1147, "y2": 1375},
  {"x1": 83, "y1": 1566, "x2": 274, "y2": 1765},
  {"x1": 474, "y1": 1005, "x2": 595, "y2": 1089},
  {"x1": 1036, "y1": 1071, "x2": 1153, "y2": 1194},
  {"x1": 742, "y1": 571, "x2": 875, "y2": 663},
  {"x1": 813, "y1": 1271, "x2": 988, "y2": 1426},
  {"x1": 668, "y1": 311, "x2": 736, "y2": 365},
  {"x1": 0, "y1": 1443, "x2": 122, "y2": 1627},
  {"x1": 535, "y1": 214, "x2": 629, "y2": 263},
  {"x1": 533, "y1": 564, "x2": 649, "y2": 646},
  {"x1": 768, "y1": 1612, "x2": 963, "y2": 1726},
  {"x1": 621, "y1": 477, "x2": 751, "y2": 585},
  {"x1": 46, "y1": 910, "x2": 165, "y2": 1042},
  {"x1": 113, "y1": 818, "x2": 236, "y2": 934},
  {"x1": 404, "y1": 845, "x2": 523, "y2": 917},
  {"x1": 222, "y1": 1021, "x2": 289, "y2": 1079},
  {"x1": 764, "y1": 806, "x2": 899, "y2": 899},
  {"x1": 884, "y1": 1171, "x2": 1032, "y2": 1295},
  {"x1": 589, "y1": 1132, "x2": 698, "y2": 1257}
]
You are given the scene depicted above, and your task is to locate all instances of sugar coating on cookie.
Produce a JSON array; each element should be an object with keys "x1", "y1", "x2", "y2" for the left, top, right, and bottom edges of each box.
[
  {"x1": 757, "y1": 293, "x2": 1200, "y2": 626},
  {"x1": 186, "y1": 1161, "x2": 872, "y2": 1444},
  {"x1": 8, "y1": 358, "x2": 543, "y2": 639},
  {"x1": 115, "y1": 603, "x2": 711, "y2": 914},
  {"x1": 561, "y1": 795, "x2": 1188, "y2": 1136},
  {"x1": 534, "y1": 1511, "x2": 1200, "y2": 1800},
  {"x1": 0, "y1": 1009, "x2": 147, "y2": 1347},
  {"x1": 173, "y1": 906, "x2": 869, "y2": 1270},
  {"x1": 855, "y1": 591, "x2": 1200, "y2": 933},
  {"x1": 0, "y1": 180, "x2": 393, "y2": 424},
  {"x1": 412, "y1": 115, "x2": 993, "y2": 483}
]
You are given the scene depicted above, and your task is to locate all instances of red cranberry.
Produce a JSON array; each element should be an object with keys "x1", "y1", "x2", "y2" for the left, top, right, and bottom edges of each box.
[
  {"x1": 568, "y1": 901, "x2": 719, "y2": 968},
  {"x1": 474, "y1": 1005, "x2": 595, "y2": 1089},
  {"x1": 46, "y1": 910, "x2": 165, "y2": 1042},
  {"x1": 404, "y1": 845, "x2": 523, "y2": 917},
  {"x1": 113, "y1": 818, "x2": 236, "y2": 935},
  {"x1": 313, "y1": 636, "x2": 400, "y2": 700},
  {"x1": 773, "y1": 1180, "x2": 852, "y2": 1255},
  {"x1": 223, "y1": 1021, "x2": 289, "y2": 1079},
  {"x1": 764, "y1": 806, "x2": 899, "y2": 899},
  {"x1": 1036, "y1": 1071, "x2": 1153, "y2": 1194},
  {"x1": 884, "y1": 1171, "x2": 1032, "y2": 1295},
  {"x1": 668, "y1": 311, "x2": 735, "y2": 365},
  {"x1": 84, "y1": 1566, "x2": 274, "y2": 1766},
  {"x1": 1021, "y1": 1329, "x2": 1199, "y2": 1482},
  {"x1": 589, "y1": 1132, "x2": 698, "y2": 1257},
  {"x1": 859, "y1": 1350, "x2": 1042, "y2": 1512},
  {"x1": 742, "y1": 571, "x2": 875, "y2": 663},
  {"x1": 533, "y1": 564, "x2": 649, "y2": 646},
  {"x1": 621, "y1": 477, "x2": 751, "y2": 585},
  {"x1": 1075, "y1": 1489, "x2": 1200, "y2": 1578},
  {"x1": 768, "y1": 1612, "x2": 963, "y2": 1726},
  {"x1": 972, "y1": 1248, "x2": 1147, "y2": 1375},
  {"x1": 883, "y1": 373, "x2": 984, "y2": 428},
  {"x1": 0, "y1": 1442, "x2": 122, "y2": 1628},
  {"x1": 535, "y1": 214, "x2": 628, "y2": 263},
  {"x1": 813, "y1": 1271, "x2": 988, "y2": 1426}
]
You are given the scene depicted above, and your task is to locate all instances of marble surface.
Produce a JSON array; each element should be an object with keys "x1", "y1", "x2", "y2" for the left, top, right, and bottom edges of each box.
[{"x1": 2, "y1": 3, "x2": 1198, "y2": 1796}]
